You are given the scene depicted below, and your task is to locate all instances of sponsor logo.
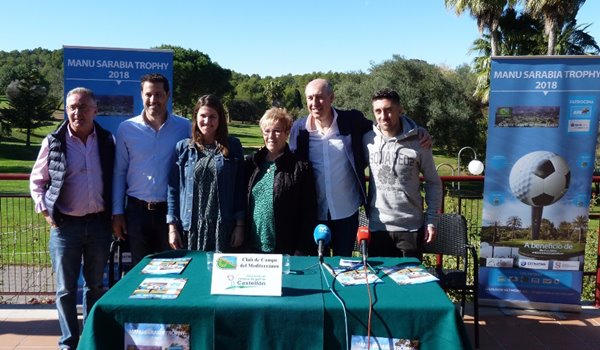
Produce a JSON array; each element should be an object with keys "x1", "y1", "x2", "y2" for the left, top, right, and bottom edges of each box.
[
  {"x1": 518, "y1": 259, "x2": 549, "y2": 270},
  {"x1": 568, "y1": 119, "x2": 590, "y2": 132},
  {"x1": 486, "y1": 258, "x2": 514, "y2": 267},
  {"x1": 570, "y1": 106, "x2": 591, "y2": 117},
  {"x1": 553, "y1": 260, "x2": 580, "y2": 271}
]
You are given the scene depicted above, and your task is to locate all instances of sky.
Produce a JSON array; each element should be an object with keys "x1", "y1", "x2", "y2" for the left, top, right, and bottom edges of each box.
[{"x1": 1, "y1": 0, "x2": 599, "y2": 77}]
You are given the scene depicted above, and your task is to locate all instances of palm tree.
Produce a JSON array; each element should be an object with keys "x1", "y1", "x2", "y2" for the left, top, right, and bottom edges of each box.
[
  {"x1": 506, "y1": 215, "x2": 523, "y2": 239},
  {"x1": 524, "y1": 0, "x2": 586, "y2": 55},
  {"x1": 496, "y1": 8, "x2": 545, "y2": 55},
  {"x1": 469, "y1": 6, "x2": 598, "y2": 103},
  {"x1": 470, "y1": 36, "x2": 492, "y2": 103},
  {"x1": 554, "y1": 20, "x2": 600, "y2": 55},
  {"x1": 445, "y1": 0, "x2": 518, "y2": 56}
]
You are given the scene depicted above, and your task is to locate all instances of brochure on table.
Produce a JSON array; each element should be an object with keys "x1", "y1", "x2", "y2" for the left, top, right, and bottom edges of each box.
[
  {"x1": 130, "y1": 277, "x2": 187, "y2": 299},
  {"x1": 141, "y1": 257, "x2": 191, "y2": 275},
  {"x1": 327, "y1": 259, "x2": 383, "y2": 286},
  {"x1": 210, "y1": 253, "x2": 283, "y2": 296},
  {"x1": 124, "y1": 323, "x2": 190, "y2": 350},
  {"x1": 382, "y1": 265, "x2": 439, "y2": 285}
]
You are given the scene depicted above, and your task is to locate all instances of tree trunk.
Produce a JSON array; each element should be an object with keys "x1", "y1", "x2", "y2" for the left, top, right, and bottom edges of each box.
[
  {"x1": 547, "y1": 23, "x2": 557, "y2": 55},
  {"x1": 490, "y1": 30, "x2": 499, "y2": 56},
  {"x1": 26, "y1": 119, "x2": 32, "y2": 147}
]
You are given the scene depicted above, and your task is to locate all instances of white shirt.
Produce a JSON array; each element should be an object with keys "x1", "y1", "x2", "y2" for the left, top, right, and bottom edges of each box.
[{"x1": 306, "y1": 110, "x2": 361, "y2": 220}]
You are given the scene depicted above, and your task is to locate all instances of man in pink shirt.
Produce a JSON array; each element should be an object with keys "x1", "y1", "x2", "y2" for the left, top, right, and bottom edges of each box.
[{"x1": 30, "y1": 87, "x2": 115, "y2": 350}]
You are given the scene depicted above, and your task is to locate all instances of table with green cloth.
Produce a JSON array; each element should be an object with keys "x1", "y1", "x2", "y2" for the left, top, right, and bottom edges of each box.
[{"x1": 79, "y1": 250, "x2": 472, "y2": 350}]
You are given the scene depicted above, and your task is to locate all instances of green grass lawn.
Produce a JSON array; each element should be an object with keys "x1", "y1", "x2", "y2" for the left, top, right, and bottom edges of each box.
[{"x1": 0, "y1": 119, "x2": 463, "y2": 195}]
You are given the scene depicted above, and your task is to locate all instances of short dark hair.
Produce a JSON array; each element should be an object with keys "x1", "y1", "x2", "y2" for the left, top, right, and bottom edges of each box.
[
  {"x1": 140, "y1": 73, "x2": 170, "y2": 94},
  {"x1": 371, "y1": 88, "x2": 401, "y2": 105}
]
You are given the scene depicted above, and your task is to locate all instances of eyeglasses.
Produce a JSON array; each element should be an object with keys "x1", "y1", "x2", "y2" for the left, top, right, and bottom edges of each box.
[
  {"x1": 262, "y1": 129, "x2": 284, "y2": 136},
  {"x1": 66, "y1": 104, "x2": 93, "y2": 113}
]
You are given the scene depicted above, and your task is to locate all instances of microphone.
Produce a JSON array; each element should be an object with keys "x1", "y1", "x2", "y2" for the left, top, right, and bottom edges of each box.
[
  {"x1": 356, "y1": 226, "x2": 370, "y2": 266},
  {"x1": 313, "y1": 224, "x2": 331, "y2": 263}
]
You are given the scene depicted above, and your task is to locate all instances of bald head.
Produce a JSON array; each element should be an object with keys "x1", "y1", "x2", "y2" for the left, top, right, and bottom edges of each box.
[
  {"x1": 305, "y1": 79, "x2": 334, "y2": 123},
  {"x1": 305, "y1": 79, "x2": 333, "y2": 96}
]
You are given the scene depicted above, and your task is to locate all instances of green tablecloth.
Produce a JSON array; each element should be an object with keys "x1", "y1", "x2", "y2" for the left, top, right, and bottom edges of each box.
[{"x1": 79, "y1": 251, "x2": 471, "y2": 350}]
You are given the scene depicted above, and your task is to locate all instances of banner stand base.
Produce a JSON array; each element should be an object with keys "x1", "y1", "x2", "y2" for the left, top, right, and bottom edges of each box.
[{"x1": 480, "y1": 298, "x2": 582, "y2": 313}]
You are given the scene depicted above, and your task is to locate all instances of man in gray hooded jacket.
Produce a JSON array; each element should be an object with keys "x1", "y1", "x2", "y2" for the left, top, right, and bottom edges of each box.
[{"x1": 363, "y1": 88, "x2": 442, "y2": 259}]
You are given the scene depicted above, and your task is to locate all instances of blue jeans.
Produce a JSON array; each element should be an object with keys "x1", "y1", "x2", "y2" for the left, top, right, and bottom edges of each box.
[
  {"x1": 319, "y1": 210, "x2": 359, "y2": 257},
  {"x1": 49, "y1": 213, "x2": 112, "y2": 349}
]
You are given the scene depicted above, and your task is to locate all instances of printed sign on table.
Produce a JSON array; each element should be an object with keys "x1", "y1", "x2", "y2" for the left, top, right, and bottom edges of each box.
[{"x1": 210, "y1": 253, "x2": 283, "y2": 296}]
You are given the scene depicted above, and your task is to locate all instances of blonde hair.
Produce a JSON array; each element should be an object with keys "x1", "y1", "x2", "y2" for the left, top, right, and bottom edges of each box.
[{"x1": 259, "y1": 107, "x2": 293, "y2": 132}]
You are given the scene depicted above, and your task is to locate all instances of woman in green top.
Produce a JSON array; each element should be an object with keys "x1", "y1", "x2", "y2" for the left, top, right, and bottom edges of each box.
[{"x1": 245, "y1": 108, "x2": 317, "y2": 255}]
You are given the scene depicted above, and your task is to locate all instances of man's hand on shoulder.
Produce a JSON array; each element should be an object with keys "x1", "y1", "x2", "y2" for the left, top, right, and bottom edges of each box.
[{"x1": 417, "y1": 127, "x2": 433, "y2": 149}]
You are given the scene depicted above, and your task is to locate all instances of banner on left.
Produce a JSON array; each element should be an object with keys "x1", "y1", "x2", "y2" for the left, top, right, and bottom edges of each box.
[{"x1": 63, "y1": 45, "x2": 173, "y2": 134}]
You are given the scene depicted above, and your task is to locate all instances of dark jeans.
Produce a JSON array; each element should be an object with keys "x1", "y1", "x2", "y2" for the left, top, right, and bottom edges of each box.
[
  {"x1": 319, "y1": 210, "x2": 359, "y2": 257},
  {"x1": 125, "y1": 197, "x2": 170, "y2": 266},
  {"x1": 369, "y1": 227, "x2": 425, "y2": 260},
  {"x1": 49, "y1": 212, "x2": 112, "y2": 349}
]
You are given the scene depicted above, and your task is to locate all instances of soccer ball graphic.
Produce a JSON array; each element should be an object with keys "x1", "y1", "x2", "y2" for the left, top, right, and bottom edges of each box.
[{"x1": 509, "y1": 151, "x2": 571, "y2": 207}]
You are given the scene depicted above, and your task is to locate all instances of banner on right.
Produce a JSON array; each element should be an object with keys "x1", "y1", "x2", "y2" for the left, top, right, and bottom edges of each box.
[{"x1": 480, "y1": 56, "x2": 600, "y2": 311}]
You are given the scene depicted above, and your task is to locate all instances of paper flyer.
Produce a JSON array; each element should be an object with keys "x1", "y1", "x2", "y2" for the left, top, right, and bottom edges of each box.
[
  {"x1": 382, "y1": 266, "x2": 439, "y2": 286},
  {"x1": 130, "y1": 278, "x2": 187, "y2": 300},
  {"x1": 327, "y1": 265, "x2": 383, "y2": 286},
  {"x1": 141, "y1": 258, "x2": 191, "y2": 275},
  {"x1": 351, "y1": 335, "x2": 419, "y2": 350},
  {"x1": 124, "y1": 322, "x2": 190, "y2": 350}
]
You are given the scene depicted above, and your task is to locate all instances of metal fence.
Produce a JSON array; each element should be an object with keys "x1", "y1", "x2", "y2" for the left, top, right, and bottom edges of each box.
[
  {"x1": 0, "y1": 192, "x2": 54, "y2": 303},
  {"x1": 1, "y1": 174, "x2": 598, "y2": 305}
]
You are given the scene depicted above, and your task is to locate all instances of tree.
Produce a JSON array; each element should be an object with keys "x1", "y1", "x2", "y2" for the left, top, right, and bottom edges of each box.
[
  {"x1": 282, "y1": 87, "x2": 304, "y2": 118},
  {"x1": 525, "y1": 0, "x2": 586, "y2": 55},
  {"x1": 157, "y1": 45, "x2": 234, "y2": 118},
  {"x1": 227, "y1": 99, "x2": 261, "y2": 122},
  {"x1": 554, "y1": 20, "x2": 600, "y2": 55},
  {"x1": 263, "y1": 80, "x2": 285, "y2": 107},
  {"x1": 469, "y1": 6, "x2": 598, "y2": 103},
  {"x1": 366, "y1": 56, "x2": 485, "y2": 153},
  {"x1": 0, "y1": 67, "x2": 59, "y2": 147},
  {"x1": 506, "y1": 215, "x2": 523, "y2": 239},
  {"x1": 0, "y1": 102, "x2": 10, "y2": 144},
  {"x1": 445, "y1": 0, "x2": 517, "y2": 56},
  {"x1": 572, "y1": 215, "x2": 587, "y2": 243}
]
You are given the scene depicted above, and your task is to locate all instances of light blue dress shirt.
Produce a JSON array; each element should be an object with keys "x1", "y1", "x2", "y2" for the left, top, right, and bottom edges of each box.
[{"x1": 112, "y1": 112, "x2": 190, "y2": 214}]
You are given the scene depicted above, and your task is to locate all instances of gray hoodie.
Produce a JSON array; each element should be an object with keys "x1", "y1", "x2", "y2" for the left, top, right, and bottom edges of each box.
[{"x1": 363, "y1": 116, "x2": 442, "y2": 232}]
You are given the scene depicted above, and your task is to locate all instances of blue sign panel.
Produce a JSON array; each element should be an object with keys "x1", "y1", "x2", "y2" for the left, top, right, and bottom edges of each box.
[
  {"x1": 63, "y1": 46, "x2": 173, "y2": 134},
  {"x1": 480, "y1": 56, "x2": 600, "y2": 310}
]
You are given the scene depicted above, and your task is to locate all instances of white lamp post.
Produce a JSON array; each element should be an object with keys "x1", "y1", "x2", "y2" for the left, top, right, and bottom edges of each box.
[{"x1": 457, "y1": 146, "x2": 484, "y2": 189}]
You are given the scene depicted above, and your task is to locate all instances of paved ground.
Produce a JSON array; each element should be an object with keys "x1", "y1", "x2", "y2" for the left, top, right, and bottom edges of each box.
[{"x1": 1, "y1": 303, "x2": 600, "y2": 349}]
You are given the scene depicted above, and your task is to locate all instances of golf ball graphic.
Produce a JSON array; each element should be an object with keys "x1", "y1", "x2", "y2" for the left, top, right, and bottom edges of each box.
[{"x1": 508, "y1": 151, "x2": 570, "y2": 207}]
